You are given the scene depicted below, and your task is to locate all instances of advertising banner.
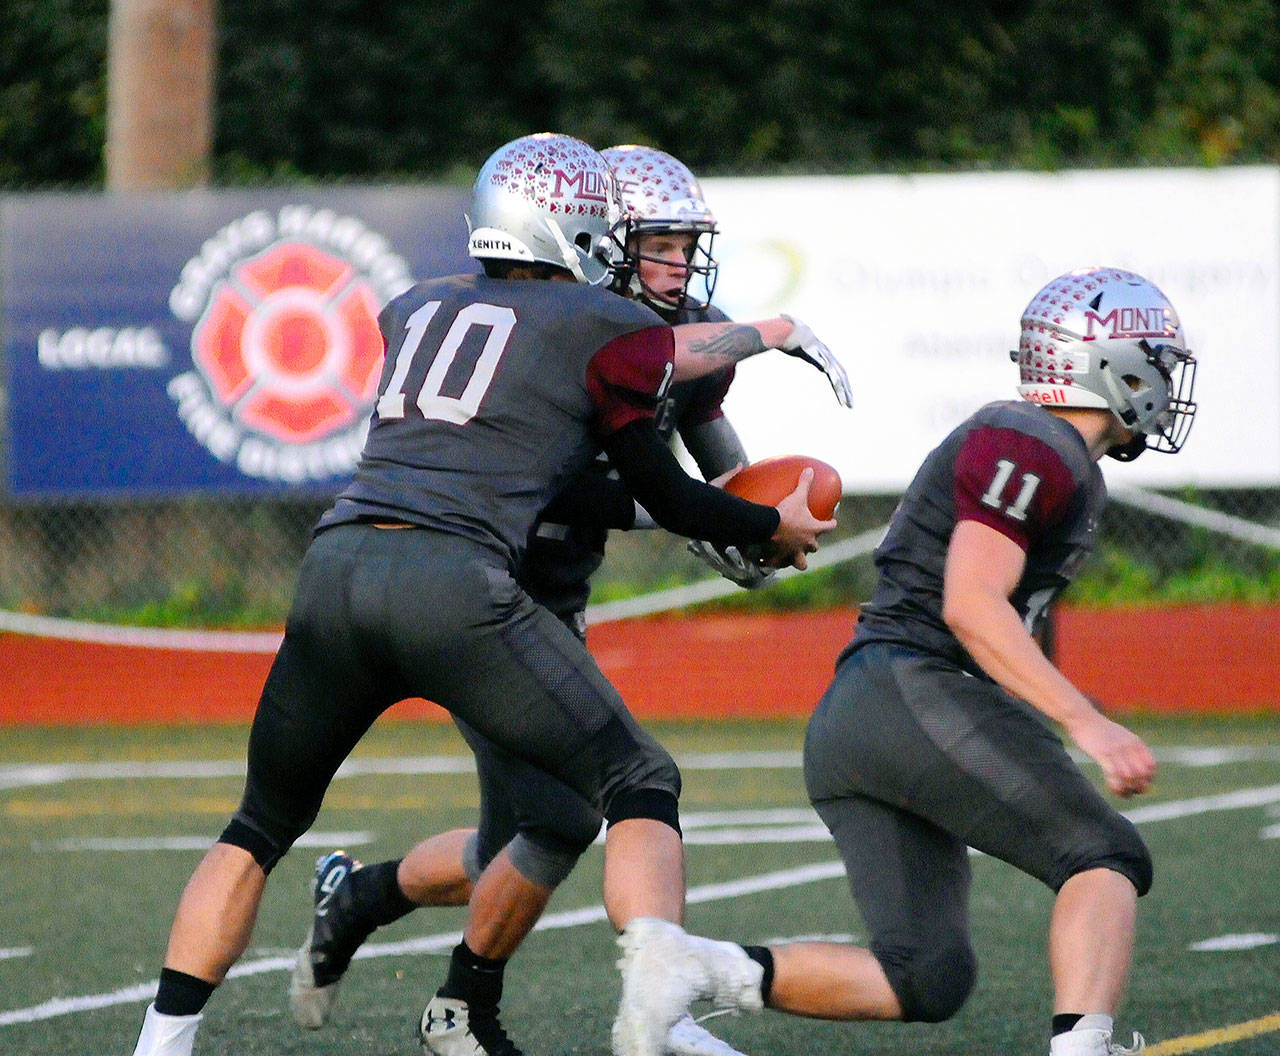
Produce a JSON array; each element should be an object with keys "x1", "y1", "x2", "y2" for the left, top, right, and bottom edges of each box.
[
  {"x1": 3, "y1": 168, "x2": 1277, "y2": 499},
  {"x1": 1, "y1": 188, "x2": 470, "y2": 498},
  {"x1": 706, "y1": 166, "x2": 1280, "y2": 491}
]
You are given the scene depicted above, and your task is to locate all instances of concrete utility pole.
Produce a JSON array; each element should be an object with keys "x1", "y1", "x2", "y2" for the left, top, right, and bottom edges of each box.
[{"x1": 105, "y1": 0, "x2": 216, "y2": 190}]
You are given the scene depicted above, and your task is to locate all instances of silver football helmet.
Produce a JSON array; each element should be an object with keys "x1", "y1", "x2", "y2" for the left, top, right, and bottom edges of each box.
[
  {"x1": 467, "y1": 133, "x2": 622, "y2": 286},
  {"x1": 602, "y1": 144, "x2": 719, "y2": 310},
  {"x1": 1013, "y1": 266, "x2": 1197, "y2": 459}
]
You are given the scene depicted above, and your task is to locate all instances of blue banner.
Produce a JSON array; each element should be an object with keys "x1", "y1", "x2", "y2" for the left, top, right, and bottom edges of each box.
[{"x1": 1, "y1": 187, "x2": 472, "y2": 499}]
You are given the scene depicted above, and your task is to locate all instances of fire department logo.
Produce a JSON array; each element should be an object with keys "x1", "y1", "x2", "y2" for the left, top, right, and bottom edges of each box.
[{"x1": 167, "y1": 204, "x2": 412, "y2": 483}]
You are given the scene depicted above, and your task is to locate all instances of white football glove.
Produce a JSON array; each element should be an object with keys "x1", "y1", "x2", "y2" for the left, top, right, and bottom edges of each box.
[
  {"x1": 780, "y1": 314, "x2": 853, "y2": 408},
  {"x1": 686, "y1": 539, "x2": 776, "y2": 590}
]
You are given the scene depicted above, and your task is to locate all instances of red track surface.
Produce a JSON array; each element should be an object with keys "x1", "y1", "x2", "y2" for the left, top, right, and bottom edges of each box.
[{"x1": 1, "y1": 605, "x2": 1276, "y2": 725}]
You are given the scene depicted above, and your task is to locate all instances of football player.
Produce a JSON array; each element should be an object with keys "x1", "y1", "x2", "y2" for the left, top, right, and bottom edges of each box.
[
  {"x1": 285, "y1": 145, "x2": 850, "y2": 1056},
  {"x1": 127, "y1": 132, "x2": 840, "y2": 1056},
  {"x1": 666, "y1": 267, "x2": 1197, "y2": 1056}
]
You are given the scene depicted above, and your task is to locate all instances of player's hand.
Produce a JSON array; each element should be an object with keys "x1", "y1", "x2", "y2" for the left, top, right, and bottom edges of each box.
[
  {"x1": 780, "y1": 315, "x2": 853, "y2": 408},
  {"x1": 706, "y1": 463, "x2": 744, "y2": 489},
  {"x1": 1070, "y1": 713, "x2": 1157, "y2": 798},
  {"x1": 768, "y1": 467, "x2": 838, "y2": 570},
  {"x1": 687, "y1": 539, "x2": 776, "y2": 589}
]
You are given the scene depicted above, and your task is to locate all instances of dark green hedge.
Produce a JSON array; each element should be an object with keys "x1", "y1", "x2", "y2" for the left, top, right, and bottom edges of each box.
[{"x1": 4, "y1": 0, "x2": 1280, "y2": 187}]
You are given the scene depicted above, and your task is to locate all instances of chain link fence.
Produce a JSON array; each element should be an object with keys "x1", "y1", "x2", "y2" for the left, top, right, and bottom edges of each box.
[{"x1": 1, "y1": 487, "x2": 1278, "y2": 629}]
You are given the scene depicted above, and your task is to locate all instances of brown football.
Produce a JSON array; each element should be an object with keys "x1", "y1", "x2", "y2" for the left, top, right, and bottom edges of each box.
[{"x1": 723, "y1": 455, "x2": 842, "y2": 519}]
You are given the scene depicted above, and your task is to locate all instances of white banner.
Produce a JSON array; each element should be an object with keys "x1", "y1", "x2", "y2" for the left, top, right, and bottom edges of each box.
[{"x1": 703, "y1": 167, "x2": 1280, "y2": 492}]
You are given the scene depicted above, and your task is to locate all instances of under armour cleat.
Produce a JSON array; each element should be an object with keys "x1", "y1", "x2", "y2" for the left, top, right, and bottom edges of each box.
[
  {"x1": 288, "y1": 850, "x2": 363, "y2": 1029},
  {"x1": 419, "y1": 994, "x2": 524, "y2": 1056},
  {"x1": 666, "y1": 1013, "x2": 749, "y2": 1056},
  {"x1": 612, "y1": 918, "x2": 712, "y2": 1056}
]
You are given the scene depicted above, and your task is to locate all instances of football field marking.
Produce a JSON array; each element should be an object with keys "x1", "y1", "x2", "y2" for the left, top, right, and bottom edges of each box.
[
  {"x1": 4, "y1": 746, "x2": 1280, "y2": 792},
  {"x1": 38, "y1": 831, "x2": 374, "y2": 852},
  {"x1": 1144, "y1": 1012, "x2": 1280, "y2": 1054},
  {"x1": 3, "y1": 782, "x2": 1279, "y2": 1030}
]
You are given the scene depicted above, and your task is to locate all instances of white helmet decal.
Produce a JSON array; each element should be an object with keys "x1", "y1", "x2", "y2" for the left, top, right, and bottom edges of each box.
[{"x1": 1015, "y1": 267, "x2": 1197, "y2": 457}]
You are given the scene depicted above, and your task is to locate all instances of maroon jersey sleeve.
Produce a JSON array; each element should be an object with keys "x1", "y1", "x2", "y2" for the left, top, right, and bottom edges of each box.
[
  {"x1": 585, "y1": 325, "x2": 676, "y2": 435},
  {"x1": 953, "y1": 426, "x2": 1077, "y2": 551}
]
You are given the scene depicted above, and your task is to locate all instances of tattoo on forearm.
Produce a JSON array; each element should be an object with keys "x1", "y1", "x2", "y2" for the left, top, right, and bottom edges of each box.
[{"x1": 684, "y1": 325, "x2": 767, "y2": 364}]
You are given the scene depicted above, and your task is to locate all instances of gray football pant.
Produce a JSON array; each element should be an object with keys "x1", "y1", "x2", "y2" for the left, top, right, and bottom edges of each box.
[
  {"x1": 231, "y1": 523, "x2": 675, "y2": 875},
  {"x1": 802, "y1": 642, "x2": 1151, "y2": 1022}
]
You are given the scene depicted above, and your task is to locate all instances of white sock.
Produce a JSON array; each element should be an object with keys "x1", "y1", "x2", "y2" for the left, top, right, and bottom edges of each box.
[{"x1": 132, "y1": 1003, "x2": 202, "y2": 1056}]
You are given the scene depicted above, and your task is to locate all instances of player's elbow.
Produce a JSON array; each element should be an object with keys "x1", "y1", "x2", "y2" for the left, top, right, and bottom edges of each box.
[{"x1": 941, "y1": 586, "x2": 981, "y2": 641}]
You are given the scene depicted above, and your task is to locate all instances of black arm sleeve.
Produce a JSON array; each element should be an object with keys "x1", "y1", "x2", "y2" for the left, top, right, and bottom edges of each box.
[
  {"x1": 601, "y1": 419, "x2": 779, "y2": 546},
  {"x1": 538, "y1": 466, "x2": 637, "y2": 530}
]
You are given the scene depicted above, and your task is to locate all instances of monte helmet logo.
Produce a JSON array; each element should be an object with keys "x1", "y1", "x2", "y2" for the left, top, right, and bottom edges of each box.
[{"x1": 166, "y1": 205, "x2": 412, "y2": 483}]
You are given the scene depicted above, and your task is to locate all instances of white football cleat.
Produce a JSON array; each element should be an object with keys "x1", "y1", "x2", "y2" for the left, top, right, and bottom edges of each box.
[
  {"x1": 666, "y1": 1013, "x2": 749, "y2": 1056},
  {"x1": 1050, "y1": 1015, "x2": 1145, "y2": 1056},
  {"x1": 680, "y1": 933, "x2": 764, "y2": 1013},
  {"x1": 131, "y1": 1004, "x2": 201, "y2": 1056},
  {"x1": 613, "y1": 918, "x2": 711, "y2": 1056}
]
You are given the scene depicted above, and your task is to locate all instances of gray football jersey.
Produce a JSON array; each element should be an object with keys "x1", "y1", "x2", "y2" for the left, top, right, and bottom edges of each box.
[
  {"x1": 850, "y1": 400, "x2": 1106, "y2": 674},
  {"x1": 319, "y1": 274, "x2": 671, "y2": 567}
]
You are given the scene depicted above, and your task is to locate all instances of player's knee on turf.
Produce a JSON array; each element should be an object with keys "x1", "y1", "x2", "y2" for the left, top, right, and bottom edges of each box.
[{"x1": 877, "y1": 938, "x2": 977, "y2": 1023}]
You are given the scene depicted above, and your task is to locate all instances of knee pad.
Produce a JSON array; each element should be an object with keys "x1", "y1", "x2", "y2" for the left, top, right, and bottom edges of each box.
[
  {"x1": 604, "y1": 787, "x2": 681, "y2": 836},
  {"x1": 218, "y1": 817, "x2": 288, "y2": 875},
  {"x1": 506, "y1": 832, "x2": 587, "y2": 889},
  {"x1": 461, "y1": 831, "x2": 485, "y2": 884},
  {"x1": 1060, "y1": 820, "x2": 1153, "y2": 897},
  {"x1": 876, "y1": 939, "x2": 977, "y2": 1023}
]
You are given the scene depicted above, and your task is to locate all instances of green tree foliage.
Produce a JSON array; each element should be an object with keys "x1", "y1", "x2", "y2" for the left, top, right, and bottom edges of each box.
[
  {"x1": 3, "y1": 0, "x2": 1280, "y2": 186},
  {"x1": 0, "y1": 0, "x2": 108, "y2": 187}
]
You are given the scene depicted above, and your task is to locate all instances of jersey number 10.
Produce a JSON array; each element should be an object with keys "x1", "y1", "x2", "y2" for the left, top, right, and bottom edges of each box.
[{"x1": 377, "y1": 301, "x2": 516, "y2": 425}]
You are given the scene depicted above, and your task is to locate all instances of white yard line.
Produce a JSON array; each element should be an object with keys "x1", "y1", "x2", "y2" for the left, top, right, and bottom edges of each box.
[
  {"x1": 39, "y1": 831, "x2": 374, "y2": 853},
  {"x1": 4, "y1": 746, "x2": 1279, "y2": 791},
  {"x1": 3, "y1": 782, "x2": 1280, "y2": 1028}
]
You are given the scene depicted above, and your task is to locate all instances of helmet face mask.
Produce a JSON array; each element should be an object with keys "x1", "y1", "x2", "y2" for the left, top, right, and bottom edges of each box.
[
  {"x1": 1013, "y1": 267, "x2": 1198, "y2": 459},
  {"x1": 602, "y1": 145, "x2": 719, "y2": 311},
  {"x1": 467, "y1": 133, "x2": 623, "y2": 287}
]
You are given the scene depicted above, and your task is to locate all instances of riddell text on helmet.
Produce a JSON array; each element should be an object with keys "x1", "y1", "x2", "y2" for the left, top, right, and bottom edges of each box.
[{"x1": 1022, "y1": 387, "x2": 1071, "y2": 404}]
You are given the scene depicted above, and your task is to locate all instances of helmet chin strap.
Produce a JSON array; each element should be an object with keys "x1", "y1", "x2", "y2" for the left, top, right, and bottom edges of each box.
[
  {"x1": 1107, "y1": 434, "x2": 1147, "y2": 461},
  {"x1": 543, "y1": 214, "x2": 591, "y2": 285},
  {"x1": 1098, "y1": 363, "x2": 1140, "y2": 429}
]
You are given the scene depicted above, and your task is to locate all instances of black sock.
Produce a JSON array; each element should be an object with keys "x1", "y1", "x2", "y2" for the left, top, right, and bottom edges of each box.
[
  {"x1": 346, "y1": 859, "x2": 418, "y2": 928},
  {"x1": 743, "y1": 945, "x2": 774, "y2": 1005},
  {"x1": 438, "y1": 941, "x2": 507, "y2": 1009},
  {"x1": 153, "y1": 967, "x2": 216, "y2": 1016},
  {"x1": 1053, "y1": 1013, "x2": 1085, "y2": 1036}
]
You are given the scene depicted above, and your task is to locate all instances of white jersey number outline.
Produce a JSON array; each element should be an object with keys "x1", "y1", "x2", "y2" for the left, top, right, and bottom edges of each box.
[{"x1": 377, "y1": 300, "x2": 517, "y2": 425}]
